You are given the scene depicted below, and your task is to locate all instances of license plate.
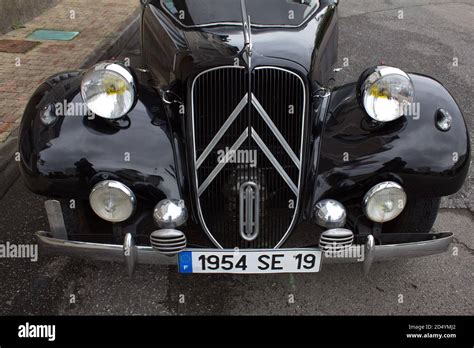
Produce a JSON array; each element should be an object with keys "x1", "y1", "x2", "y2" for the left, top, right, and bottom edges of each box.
[{"x1": 178, "y1": 249, "x2": 322, "y2": 274}]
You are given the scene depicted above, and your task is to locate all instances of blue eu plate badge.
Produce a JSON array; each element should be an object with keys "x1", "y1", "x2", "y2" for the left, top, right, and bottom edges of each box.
[{"x1": 179, "y1": 251, "x2": 193, "y2": 273}]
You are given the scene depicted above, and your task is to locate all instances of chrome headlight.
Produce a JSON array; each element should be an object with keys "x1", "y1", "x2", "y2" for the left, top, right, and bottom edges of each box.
[
  {"x1": 363, "y1": 182, "x2": 407, "y2": 223},
  {"x1": 81, "y1": 62, "x2": 136, "y2": 119},
  {"x1": 359, "y1": 66, "x2": 414, "y2": 122},
  {"x1": 89, "y1": 180, "x2": 136, "y2": 222}
]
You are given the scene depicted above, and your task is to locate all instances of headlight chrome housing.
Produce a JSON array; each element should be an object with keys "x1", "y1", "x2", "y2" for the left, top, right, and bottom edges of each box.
[
  {"x1": 153, "y1": 199, "x2": 188, "y2": 228},
  {"x1": 89, "y1": 180, "x2": 136, "y2": 222},
  {"x1": 358, "y1": 66, "x2": 414, "y2": 122},
  {"x1": 363, "y1": 181, "x2": 407, "y2": 223},
  {"x1": 81, "y1": 62, "x2": 136, "y2": 119},
  {"x1": 314, "y1": 199, "x2": 347, "y2": 229}
]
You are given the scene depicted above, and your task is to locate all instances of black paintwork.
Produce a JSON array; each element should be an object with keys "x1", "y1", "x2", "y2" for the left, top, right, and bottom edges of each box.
[
  {"x1": 306, "y1": 74, "x2": 470, "y2": 217},
  {"x1": 142, "y1": 0, "x2": 339, "y2": 89},
  {"x1": 18, "y1": 0, "x2": 470, "y2": 247},
  {"x1": 19, "y1": 71, "x2": 181, "y2": 205}
]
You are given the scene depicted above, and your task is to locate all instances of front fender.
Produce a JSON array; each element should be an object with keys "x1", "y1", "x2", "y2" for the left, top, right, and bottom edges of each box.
[
  {"x1": 312, "y1": 73, "x2": 471, "y2": 206},
  {"x1": 18, "y1": 70, "x2": 181, "y2": 204}
]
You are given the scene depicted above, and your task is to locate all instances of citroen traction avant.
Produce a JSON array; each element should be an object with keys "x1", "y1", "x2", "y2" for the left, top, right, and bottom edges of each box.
[{"x1": 18, "y1": 0, "x2": 470, "y2": 275}]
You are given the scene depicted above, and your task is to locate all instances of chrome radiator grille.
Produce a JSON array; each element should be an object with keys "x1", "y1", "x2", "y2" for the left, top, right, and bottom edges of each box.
[{"x1": 191, "y1": 66, "x2": 306, "y2": 248}]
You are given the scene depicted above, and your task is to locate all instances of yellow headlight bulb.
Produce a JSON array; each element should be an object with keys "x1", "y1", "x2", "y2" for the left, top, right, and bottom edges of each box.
[
  {"x1": 81, "y1": 62, "x2": 136, "y2": 119},
  {"x1": 370, "y1": 85, "x2": 390, "y2": 99},
  {"x1": 104, "y1": 77, "x2": 127, "y2": 95},
  {"x1": 360, "y1": 66, "x2": 414, "y2": 122}
]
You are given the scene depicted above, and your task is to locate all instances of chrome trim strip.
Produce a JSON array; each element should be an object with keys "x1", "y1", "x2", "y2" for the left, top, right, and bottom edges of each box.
[
  {"x1": 196, "y1": 94, "x2": 248, "y2": 169},
  {"x1": 252, "y1": 128, "x2": 298, "y2": 195},
  {"x1": 310, "y1": 89, "x2": 331, "y2": 203},
  {"x1": 251, "y1": 94, "x2": 300, "y2": 168},
  {"x1": 159, "y1": 0, "x2": 321, "y2": 29},
  {"x1": 320, "y1": 237, "x2": 354, "y2": 243},
  {"x1": 150, "y1": 229, "x2": 187, "y2": 255},
  {"x1": 240, "y1": 0, "x2": 253, "y2": 67},
  {"x1": 198, "y1": 128, "x2": 249, "y2": 197}
]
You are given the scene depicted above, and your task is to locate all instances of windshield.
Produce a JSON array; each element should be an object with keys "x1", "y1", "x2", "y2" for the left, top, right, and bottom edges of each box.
[{"x1": 161, "y1": 0, "x2": 320, "y2": 28}]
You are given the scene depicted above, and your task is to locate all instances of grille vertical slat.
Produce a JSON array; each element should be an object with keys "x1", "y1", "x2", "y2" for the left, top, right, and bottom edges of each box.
[{"x1": 192, "y1": 66, "x2": 306, "y2": 248}]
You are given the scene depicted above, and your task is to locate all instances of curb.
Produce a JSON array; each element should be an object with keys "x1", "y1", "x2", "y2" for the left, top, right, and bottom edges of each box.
[{"x1": 0, "y1": 10, "x2": 142, "y2": 200}]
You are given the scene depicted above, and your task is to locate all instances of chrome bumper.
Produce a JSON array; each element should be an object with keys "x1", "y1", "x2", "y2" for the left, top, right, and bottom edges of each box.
[
  {"x1": 37, "y1": 200, "x2": 453, "y2": 276},
  {"x1": 36, "y1": 231, "x2": 454, "y2": 276}
]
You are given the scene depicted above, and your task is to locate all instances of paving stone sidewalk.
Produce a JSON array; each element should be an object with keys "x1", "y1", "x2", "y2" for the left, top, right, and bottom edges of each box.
[{"x1": 0, "y1": 0, "x2": 140, "y2": 143}]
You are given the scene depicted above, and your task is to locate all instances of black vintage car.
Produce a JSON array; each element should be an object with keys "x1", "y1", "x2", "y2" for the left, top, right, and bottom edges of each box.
[{"x1": 19, "y1": 0, "x2": 470, "y2": 275}]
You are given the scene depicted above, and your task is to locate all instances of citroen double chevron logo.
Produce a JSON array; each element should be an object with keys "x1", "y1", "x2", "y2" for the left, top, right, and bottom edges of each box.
[
  {"x1": 196, "y1": 93, "x2": 300, "y2": 197},
  {"x1": 196, "y1": 94, "x2": 301, "y2": 196}
]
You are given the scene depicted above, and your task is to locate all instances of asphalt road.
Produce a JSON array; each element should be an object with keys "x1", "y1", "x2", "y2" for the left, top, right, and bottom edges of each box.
[{"x1": 0, "y1": 0, "x2": 473, "y2": 315}]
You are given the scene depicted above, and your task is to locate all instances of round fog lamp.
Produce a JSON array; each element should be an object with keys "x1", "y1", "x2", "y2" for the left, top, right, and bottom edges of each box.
[
  {"x1": 153, "y1": 199, "x2": 188, "y2": 228},
  {"x1": 363, "y1": 182, "x2": 407, "y2": 223},
  {"x1": 89, "y1": 180, "x2": 136, "y2": 222}
]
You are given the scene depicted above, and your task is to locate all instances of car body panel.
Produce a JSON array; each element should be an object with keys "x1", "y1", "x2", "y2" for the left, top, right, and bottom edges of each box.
[
  {"x1": 142, "y1": 0, "x2": 339, "y2": 88},
  {"x1": 307, "y1": 74, "x2": 471, "y2": 215},
  {"x1": 19, "y1": 72, "x2": 182, "y2": 204}
]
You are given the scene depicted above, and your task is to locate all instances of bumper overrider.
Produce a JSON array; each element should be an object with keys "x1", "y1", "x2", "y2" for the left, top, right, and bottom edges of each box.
[{"x1": 36, "y1": 201, "x2": 454, "y2": 276}]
